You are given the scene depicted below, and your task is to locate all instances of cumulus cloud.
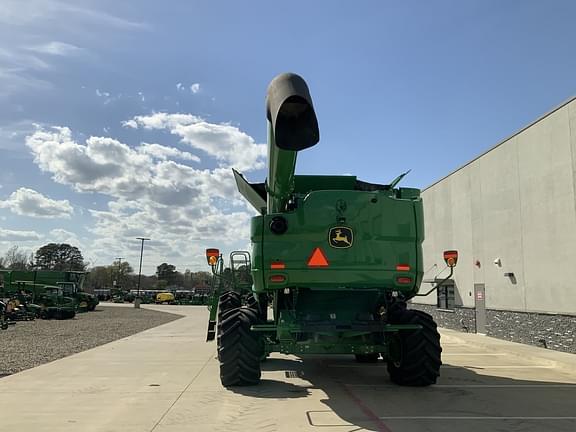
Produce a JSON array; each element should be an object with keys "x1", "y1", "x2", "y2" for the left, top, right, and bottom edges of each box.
[
  {"x1": 0, "y1": 228, "x2": 42, "y2": 241},
  {"x1": 48, "y1": 228, "x2": 83, "y2": 247},
  {"x1": 125, "y1": 113, "x2": 266, "y2": 171},
  {"x1": 138, "y1": 142, "x2": 200, "y2": 162},
  {"x1": 24, "y1": 116, "x2": 263, "y2": 270},
  {"x1": 0, "y1": 187, "x2": 73, "y2": 218}
]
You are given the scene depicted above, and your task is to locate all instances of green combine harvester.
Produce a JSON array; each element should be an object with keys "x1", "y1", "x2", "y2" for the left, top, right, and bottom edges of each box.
[
  {"x1": 0, "y1": 270, "x2": 98, "y2": 314},
  {"x1": 206, "y1": 73, "x2": 458, "y2": 387}
]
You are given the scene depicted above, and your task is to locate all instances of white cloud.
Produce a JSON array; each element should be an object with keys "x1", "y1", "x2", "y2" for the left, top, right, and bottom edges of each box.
[
  {"x1": 138, "y1": 142, "x2": 200, "y2": 162},
  {"x1": 26, "y1": 41, "x2": 82, "y2": 56},
  {"x1": 25, "y1": 126, "x2": 245, "y2": 204},
  {"x1": 24, "y1": 119, "x2": 261, "y2": 271},
  {"x1": 122, "y1": 119, "x2": 137, "y2": 128},
  {"x1": 190, "y1": 83, "x2": 200, "y2": 93},
  {"x1": 0, "y1": 228, "x2": 42, "y2": 241},
  {"x1": 95, "y1": 89, "x2": 110, "y2": 97},
  {"x1": 48, "y1": 228, "x2": 83, "y2": 247},
  {"x1": 126, "y1": 112, "x2": 200, "y2": 129},
  {"x1": 126, "y1": 113, "x2": 266, "y2": 171},
  {"x1": 176, "y1": 82, "x2": 184, "y2": 91},
  {"x1": 0, "y1": 187, "x2": 73, "y2": 218}
]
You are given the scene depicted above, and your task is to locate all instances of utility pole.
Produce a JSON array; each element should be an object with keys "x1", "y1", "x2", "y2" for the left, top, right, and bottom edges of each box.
[{"x1": 135, "y1": 237, "x2": 150, "y2": 308}]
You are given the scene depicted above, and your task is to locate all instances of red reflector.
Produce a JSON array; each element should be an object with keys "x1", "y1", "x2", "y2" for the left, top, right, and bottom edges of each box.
[
  {"x1": 269, "y1": 275, "x2": 286, "y2": 282},
  {"x1": 270, "y1": 262, "x2": 285, "y2": 270},
  {"x1": 307, "y1": 247, "x2": 329, "y2": 267},
  {"x1": 396, "y1": 277, "x2": 412, "y2": 284},
  {"x1": 396, "y1": 264, "x2": 411, "y2": 272}
]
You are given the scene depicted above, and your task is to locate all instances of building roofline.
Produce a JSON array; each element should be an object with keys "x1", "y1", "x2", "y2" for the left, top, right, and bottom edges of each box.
[{"x1": 423, "y1": 95, "x2": 576, "y2": 191}]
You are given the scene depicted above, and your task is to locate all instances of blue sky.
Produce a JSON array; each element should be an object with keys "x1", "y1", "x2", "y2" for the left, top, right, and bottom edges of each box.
[{"x1": 1, "y1": 0, "x2": 575, "y2": 274}]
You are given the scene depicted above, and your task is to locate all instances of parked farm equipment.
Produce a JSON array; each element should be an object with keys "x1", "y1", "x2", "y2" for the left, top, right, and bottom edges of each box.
[
  {"x1": 0, "y1": 300, "x2": 15, "y2": 330},
  {"x1": 206, "y1": 73, "x2": 458, "y2": 387},
  {"x1": 0, "y1": 270, "x2": 98, "y2": 313}
]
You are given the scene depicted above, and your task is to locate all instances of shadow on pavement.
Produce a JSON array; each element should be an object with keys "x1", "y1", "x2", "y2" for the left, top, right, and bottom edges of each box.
[{"x1": 230, "y1": 355, "x2": 576, "y2": 432}]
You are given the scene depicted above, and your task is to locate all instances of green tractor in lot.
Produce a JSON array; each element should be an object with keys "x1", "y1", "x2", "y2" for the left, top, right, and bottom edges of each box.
[
  {"x1": 0, "y1": 270, "x2": 98, "y2": 313},
  {"x1": 36, "y1": 286, "x2": 76, "y2": 320},
  {"x1": 206, "y1": 73, "x2": 458, "y2": 387}
]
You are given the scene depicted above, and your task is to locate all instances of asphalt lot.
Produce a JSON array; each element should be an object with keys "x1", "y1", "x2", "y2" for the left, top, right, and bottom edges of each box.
[{"x1": 0, "y1": 304, "x2": 574, "y2": 432}]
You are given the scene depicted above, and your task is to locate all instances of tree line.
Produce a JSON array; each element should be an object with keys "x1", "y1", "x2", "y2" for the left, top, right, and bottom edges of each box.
[
  {"x1": 0, "y1": 243, "x2": 211, "y2": 292},
  {"x1": 87, "y1": 261, "x2": 211, "y2": 292},
  {"x1": 0, "y1": 243, "x2": 85, "y2": 271}
]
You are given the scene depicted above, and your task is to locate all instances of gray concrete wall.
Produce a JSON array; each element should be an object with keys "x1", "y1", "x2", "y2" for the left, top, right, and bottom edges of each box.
[{"x1": 416, "y1": 98, "x2": 576, "y2": 315}]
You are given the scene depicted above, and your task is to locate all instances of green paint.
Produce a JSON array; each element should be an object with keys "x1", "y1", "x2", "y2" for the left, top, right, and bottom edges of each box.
[{"x1": 221, "y1": 73, "x2": 434, "y2": 358}]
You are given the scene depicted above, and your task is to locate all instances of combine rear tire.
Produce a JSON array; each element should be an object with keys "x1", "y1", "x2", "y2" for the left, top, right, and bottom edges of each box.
[
  {"x1": 218, "y1": 307, "x2": 263, "y2": 387},
  {"x1": 218, "y1": 291, "x2": 241, "y2": 318},
  {"x1": 217, "y1": 291, "x2": 242, "y2": 338},
  {"x1": 386, "y1": 308, "x2": 442, "y2": 386}
]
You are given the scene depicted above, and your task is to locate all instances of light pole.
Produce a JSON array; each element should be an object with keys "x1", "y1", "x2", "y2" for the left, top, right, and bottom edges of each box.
[
  {"x1": 115, "y1": 257, "x2": 123, "y2": 288},
  {"x1": 135, "y1": 238, "x2": 150, "y2": 308}
]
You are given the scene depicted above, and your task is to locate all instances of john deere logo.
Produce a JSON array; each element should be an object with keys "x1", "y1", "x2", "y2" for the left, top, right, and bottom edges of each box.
[{"x1": 329, "y1": 227, "x2": 353, "y2": 248}]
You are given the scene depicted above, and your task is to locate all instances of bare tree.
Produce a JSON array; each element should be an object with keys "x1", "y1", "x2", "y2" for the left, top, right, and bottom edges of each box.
[{"x1": 2, "y1": 246, "x2": 33, "y2": 270}]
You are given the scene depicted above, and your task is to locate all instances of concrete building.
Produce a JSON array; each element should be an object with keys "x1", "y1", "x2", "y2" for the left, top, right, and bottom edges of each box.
[{"x1": 413, "y1": 96, "x2": 576, "y2": 354}]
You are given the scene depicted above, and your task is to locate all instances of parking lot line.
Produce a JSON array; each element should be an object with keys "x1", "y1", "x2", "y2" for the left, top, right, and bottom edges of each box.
[
  {"x1": 346, "y1": 384, "x2": 576, "y2": 388},
  {"x1": 443, "y1": 365, "x2": 555, "y2": 369},
  {"x1": 327, "y1": 364, "x2": 556, "y2": 369},
  {"x1": 442, "y1": 353, "x2": 506, "y2": 356},
  {"x1": 379, "y1": 416, "x2": 576, "y2": 420}
]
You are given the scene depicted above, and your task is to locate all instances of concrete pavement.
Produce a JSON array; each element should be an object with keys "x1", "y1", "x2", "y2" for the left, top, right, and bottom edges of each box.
[{"x1": 0, "y1": 305, "x2": 575, "y2": 432}]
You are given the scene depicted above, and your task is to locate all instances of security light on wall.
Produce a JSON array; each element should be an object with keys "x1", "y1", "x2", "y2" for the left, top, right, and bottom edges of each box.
[{"x1": 493, "y1": 257, "x2": 502, "y2": 267}]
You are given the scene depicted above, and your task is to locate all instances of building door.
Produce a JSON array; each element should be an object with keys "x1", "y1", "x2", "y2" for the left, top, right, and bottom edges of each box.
[{"x1": 474, "y1": 283, "x2": 486, "y2": 334}]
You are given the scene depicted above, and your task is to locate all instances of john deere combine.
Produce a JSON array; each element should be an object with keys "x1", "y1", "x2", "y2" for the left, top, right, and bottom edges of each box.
[{"x1": 206, "y1": 73, "x2": 457, "y2": 387}]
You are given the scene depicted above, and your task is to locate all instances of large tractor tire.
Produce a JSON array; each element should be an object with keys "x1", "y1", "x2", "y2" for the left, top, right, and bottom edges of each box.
[
  {"x1": 218, "y1": 307, "x2": 263, "y2": 387},
  {"x1": 216, "y1": 291, "x2": 242, "y2": 343},
  {"x1": 218, "y1": 291, "x2": 241, "y2": 319},
  {"x1": 386, "y1": 306, "x2": 442, "y2": 386}
]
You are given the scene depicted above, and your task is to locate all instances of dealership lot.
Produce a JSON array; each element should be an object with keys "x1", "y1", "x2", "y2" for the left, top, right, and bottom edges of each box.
[{"x1": 0, "y1": 305, "x2": 574, "y2": 432}]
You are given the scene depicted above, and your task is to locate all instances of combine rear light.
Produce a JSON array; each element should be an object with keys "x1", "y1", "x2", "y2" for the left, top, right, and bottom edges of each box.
[
  {"x1": 205, "y1": 248, "x2": 219, "y2": 265},
  {"x1": 270, "y1": 262, "x2": 285, "y2": 270},
  {"x1": 396, "y1": 277, "x2": 412, "y2": 285},
  {"x1": 269, "y1": 275, "x2": 286, "y2": 283},
  {"x1": 443, "y1": 250, "x2": 459, "y2": 267},
  {"x1": 307, "y1": 247, "x2": 329, "y2": 267},
  {"x1": 396, "y1": 264, "x2": 410, "y2": 272}
]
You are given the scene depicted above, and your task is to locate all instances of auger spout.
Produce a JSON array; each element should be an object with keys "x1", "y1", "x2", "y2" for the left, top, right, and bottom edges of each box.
[{"x1": 265, "y1": 73, "x2": 319, "y2": 213}]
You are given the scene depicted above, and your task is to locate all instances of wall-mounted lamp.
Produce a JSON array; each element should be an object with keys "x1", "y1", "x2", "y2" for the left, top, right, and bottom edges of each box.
[
  {"x1": 504, "y1": 272, "x2": 517, "y2": 285},
  {"x1": 493, "y1": 257, "x2": 502, "y2": 267}
]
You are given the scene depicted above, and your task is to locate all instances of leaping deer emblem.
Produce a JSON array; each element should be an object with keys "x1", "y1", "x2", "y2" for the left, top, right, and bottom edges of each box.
[{"x1": 330, "y1": 228, "x2": 353, "y2": 248}]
